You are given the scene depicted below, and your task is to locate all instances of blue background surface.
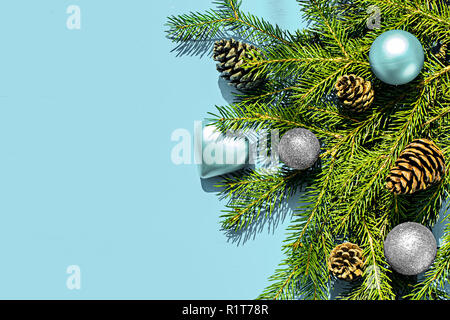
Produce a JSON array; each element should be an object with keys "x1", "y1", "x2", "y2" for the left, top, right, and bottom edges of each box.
[
  {"x1": 0, "y1": 0, "x2": 446, "y2": 299},
  {"x1": 0, "y1": 0, "x2": 306, "y2": 299}
]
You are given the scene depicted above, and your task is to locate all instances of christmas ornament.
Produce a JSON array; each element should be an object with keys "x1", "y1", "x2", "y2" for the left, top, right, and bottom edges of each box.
[
  {"x1": 213, "y1": 38, "x2": 265, "y2": 90},
  {"x1": 278, "y1": 128, "x2": 320, "y2": 170},
  {"x1": 335, "y1": 74, "x2": 375, "y2": 113},
  {"x1": 369, "y1": 30, "x2": 424, "y2": 85},
  {"x1": 195, "y1": 124, "x2": 248, "y2": 179},
  {"x1": 384, "y1": 222, "x2": 437, "y2": 275},
  {"x1": 328, "y1": 242, "x2": 364, "y2": 281},
  {"x1": 386, "y1": 139, "x2": 445, "y2": 195}
]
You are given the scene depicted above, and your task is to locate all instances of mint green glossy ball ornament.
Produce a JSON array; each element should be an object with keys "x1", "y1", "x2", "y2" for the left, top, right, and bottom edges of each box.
[
  {"x1": 369, "y1": 30, "x2": 424, "y2": 85},
  {"x1": 195, "y1": 124, "x2": 248, "y2": 179}
]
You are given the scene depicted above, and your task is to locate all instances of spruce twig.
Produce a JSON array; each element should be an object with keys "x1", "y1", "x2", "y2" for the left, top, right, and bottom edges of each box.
[{"x1": 167, "y1": 0, "x2": 450, "y2": 300}]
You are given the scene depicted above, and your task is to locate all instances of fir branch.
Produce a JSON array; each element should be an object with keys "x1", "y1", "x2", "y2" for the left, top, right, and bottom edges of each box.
[
  {"x1": 240, "y1": 83, "x2": 298, "y2": 103},
  {"x1": 168, "y1": 0, "x2": 450, "y2": 300},
  {"x1": 335, "y1": 86, "x2": 431, "y2": 233},
  {"x1": 373, "y1": 0, "x2": 450, "y2": 42},
  {"x1": 217, "y1": 169, "x2": 303, "y2": 230},
  {"x1": 166, "y1": 0, "x2": 292, "y2": 46},
  {"x1": 209, "y1": 101, "x2": 346, "y2": 140},
  {"x1": 422, "y1": 105, "x2": 450, "y2": 128},
  {"x1": 308, "y1": 0, "x2": 350, "y2": 58},
  {"x1": 233, "y1": 10, "x2": 292, "y2": 45},
  {"x1": 289, "y1": 150, "x2": 339, "y2": 251},
  {"x1": 261, "y1": 151, "x2": 339, "y2": 300},
  {"x1": 166, "y1": 8, "x2": 233, "y2": 42},
  {"x1": 259, "y1": 224, "x2": 333, "y2": 300},
  {"x1": 293, "y1": 62, "x2": 353, "y2": 103},
  {"x1": 405, "y1": 217, "x2": 450, "y2": 300}
]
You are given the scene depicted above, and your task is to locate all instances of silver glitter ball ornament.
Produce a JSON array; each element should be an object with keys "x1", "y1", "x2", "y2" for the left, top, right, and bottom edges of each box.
[
  {"x1": 384, "y1": 222, "x2": 437, "y2": 276},
  {"x1": 278, "y1": 128, "x2": 320, "y2": 170}
]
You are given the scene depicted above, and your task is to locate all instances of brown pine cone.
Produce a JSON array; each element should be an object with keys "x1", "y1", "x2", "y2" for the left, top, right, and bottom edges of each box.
[
  {"x1": 386, "y1": 139, "x2": 446, "y2": 195},
  {"x1": 213, "y1": 38, "x2": 265, "y2": 91},
  {"x1": 335, "y1": 74, "x2": 374, "y2": 113},
  {"x1": 328, "y1": 242, "x2": 364, "y2": 281}
]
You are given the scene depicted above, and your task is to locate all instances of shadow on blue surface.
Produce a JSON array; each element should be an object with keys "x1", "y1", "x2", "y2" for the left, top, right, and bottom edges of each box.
[
  {"x1": 200, "y1": 175, "x2": 227, "y2": 193},
  {"x1": 199, "y1": 173, "x2": 298, "y2": 246},
  {"x1": 223, "y1": 190, "x2": 300, "y2": 246},
  {"x1": 201, "y1": 165, "x2": 303, "y2": 246},
  {"x1": 218, "y1": 76, "x2": 239, "y2": 105},
  {"x1": 170, "y1": 38, "x2": 220, "y2": 58},
  {"x1": 200, "y1": 163, "x2": 256, "y2": 193}
]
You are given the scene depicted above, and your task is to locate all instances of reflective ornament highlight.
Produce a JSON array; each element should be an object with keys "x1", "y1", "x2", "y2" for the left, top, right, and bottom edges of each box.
[
  {"x1": 384, "y1": 222, "x2": 437, "y2": 276},
  {"x1": 369, "y1": 30, "x2": 424, "y2": 85},
  {"x1": 195, "y1": 124, "x2": 248, "y2": 179},
  {"x1": 278, "y1": 128, "x2": 320, "y2": 170}
]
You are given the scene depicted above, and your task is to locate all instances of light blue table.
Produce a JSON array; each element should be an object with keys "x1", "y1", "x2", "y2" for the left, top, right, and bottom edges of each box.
[
  {"x1": 0, "y1": 0, "x2": 306, "y2": 299},
  {"x1": 0, "y1": 0, "x2": 446, "y2": 299}
]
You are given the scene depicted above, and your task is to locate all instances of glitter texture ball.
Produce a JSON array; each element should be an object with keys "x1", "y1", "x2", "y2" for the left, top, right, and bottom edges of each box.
[
  {"x1": 384, "y1": 222, "x2": 437, "y2": 276},
  {"x1": 278, "y1": 128, "x2": 320, "y2": 170},
  {"x1": 369, "y1": 30, "x2": 424, "y2": 85}
]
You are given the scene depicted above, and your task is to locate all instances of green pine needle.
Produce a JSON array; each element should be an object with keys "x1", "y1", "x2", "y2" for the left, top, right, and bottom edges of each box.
[{"x1": 166, "y1": 0, "x2": 450, "y2": 300}]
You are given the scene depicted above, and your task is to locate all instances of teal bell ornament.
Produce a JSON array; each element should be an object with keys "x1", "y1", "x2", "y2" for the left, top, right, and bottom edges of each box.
[
  {"x1": 195, "y1": 123, "x2": 248, "y2": 179},
  {"x1": 369, "y1": 30, "x2": 424, "y2": 85}
]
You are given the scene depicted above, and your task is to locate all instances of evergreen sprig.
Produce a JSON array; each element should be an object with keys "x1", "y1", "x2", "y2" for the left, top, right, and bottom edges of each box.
[
  {"x1": 167, "y1": 0, "x2": 450, "y2": 300},
  {"x1": 216, "y1": 168, "x2": 305, "y2": 230},
  {"x1": 166, "y1": 0, "x2": 293, "y2": 45}
]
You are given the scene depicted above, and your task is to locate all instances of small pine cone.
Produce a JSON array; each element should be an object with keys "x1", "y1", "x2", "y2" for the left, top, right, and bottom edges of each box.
[
  {"x1": 213, "y1": 38, "x2": 264, "y2": 91},
  {"x1": 335, "y1": 74, "x2": 375, "y2": 113},
  {"x1": 386, "y1": 139, "x2": 446, "y2": 195},
  {"x1": 328, "y1": 242, "x2": 364, "y2": 281}
]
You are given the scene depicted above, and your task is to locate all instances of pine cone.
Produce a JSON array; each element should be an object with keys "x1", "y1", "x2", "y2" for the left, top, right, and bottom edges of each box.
[
  {"x1": 386, "y1": 139, "x2": 446, "y2": 195},
  {"x1": 328, "y1": 242, "x2": 364, "y2": 281},
  {"x1": 213, "y1": 39, "x2": 264, "y2": 91},
  {"x1": 335, "y1": 74, "x2": 374, "y2": 113}
]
